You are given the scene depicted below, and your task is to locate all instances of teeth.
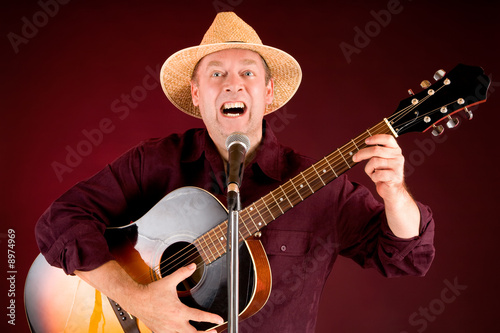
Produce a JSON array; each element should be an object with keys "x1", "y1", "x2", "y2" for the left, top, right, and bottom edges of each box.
[{"x1": 223, "y1": 102, "x2": 245, "y2": 110}]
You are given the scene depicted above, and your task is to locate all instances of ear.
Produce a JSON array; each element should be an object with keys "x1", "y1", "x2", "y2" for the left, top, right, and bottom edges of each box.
[
  {"x1": 265, "y1": 78, "x2": 274, "y2": 105},
  {"x1": 191, "y1": 81, "x2": 199, "y2": 107}
]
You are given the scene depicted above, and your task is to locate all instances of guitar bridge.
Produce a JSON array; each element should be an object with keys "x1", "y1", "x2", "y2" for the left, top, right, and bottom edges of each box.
[{"x1": 107, "y1": 298, "x2": 141, "y2": 333}]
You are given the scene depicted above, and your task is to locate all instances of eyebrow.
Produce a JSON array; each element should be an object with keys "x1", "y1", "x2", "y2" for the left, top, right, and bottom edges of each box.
[
  {"x1": 205, "y1": 58, "x2": 259, "y2": 68},
  {"x1": 206, "y1": 60, "x2": 223, "y2": 68}
]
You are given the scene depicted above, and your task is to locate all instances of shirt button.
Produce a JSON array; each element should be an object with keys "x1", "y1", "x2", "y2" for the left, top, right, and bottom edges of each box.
[{"x1": 280, "y1": 245, "x2": 287, "y2": 252}]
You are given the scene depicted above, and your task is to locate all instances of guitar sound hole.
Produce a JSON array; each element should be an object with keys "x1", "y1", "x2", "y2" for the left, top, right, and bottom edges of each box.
[{"x1": 160, "y1": 241, "x2": 205, "y2": 294}]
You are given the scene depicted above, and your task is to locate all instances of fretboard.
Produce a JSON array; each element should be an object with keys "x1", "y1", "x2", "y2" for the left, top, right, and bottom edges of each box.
[{"x1": 195, "y1": 119, "x2": 396, "y2": 264}]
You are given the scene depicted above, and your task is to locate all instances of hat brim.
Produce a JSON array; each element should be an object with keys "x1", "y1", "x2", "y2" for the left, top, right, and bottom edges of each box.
[{"x1": 160, "y1": 42, "x2": 302, "y2": 119}]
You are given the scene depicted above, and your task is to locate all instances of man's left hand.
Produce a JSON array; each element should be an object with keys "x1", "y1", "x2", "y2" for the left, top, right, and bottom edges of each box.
[{"x1": 352, "y1": 134, "x2": 406, "y2": 200}]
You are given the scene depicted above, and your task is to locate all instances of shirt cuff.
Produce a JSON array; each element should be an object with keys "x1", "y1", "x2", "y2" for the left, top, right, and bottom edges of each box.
[
  {"x1": 43, "y1": 223, "x2": 115, "y2": 275},
  {"x1": 378, "y1": 201, "x2": 435, "y2": 276}
]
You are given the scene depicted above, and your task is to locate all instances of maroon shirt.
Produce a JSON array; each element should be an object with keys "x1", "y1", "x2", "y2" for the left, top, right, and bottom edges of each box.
[{"x1": 35, "y1": 123, "x2": 435, "y2": 332}]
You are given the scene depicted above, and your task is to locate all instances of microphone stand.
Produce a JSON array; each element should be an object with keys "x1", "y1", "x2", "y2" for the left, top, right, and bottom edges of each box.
[
  {"x1": 227, "y1": 183, "x2": 240, "y2": 333},
  {"x1": 225, "y1": 133, "x2": 249, "y2": 333}
]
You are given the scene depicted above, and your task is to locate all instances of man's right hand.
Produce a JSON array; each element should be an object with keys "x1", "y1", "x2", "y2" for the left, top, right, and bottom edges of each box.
[{"x1": 76, "y1": 261, "x2": 224, "y2": 333}]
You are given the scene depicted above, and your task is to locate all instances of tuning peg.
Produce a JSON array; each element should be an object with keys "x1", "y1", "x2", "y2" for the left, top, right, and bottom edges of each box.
[
  {"x1": 464, "y1": 106, "x2": 473, "y2": 120},
  {"x1": 433, "y1": 69, "x2": 446, "y2": 81},
  {"x1": 420, "y1": 80, "x2": 431, "y2": 89},
  {"x1": 432, "y1": 124, "x2": 445, "y2": 136},
  {"x1": 408, "y1": 89, "x2": 415, "y2": 96},
  {"x1": 446, "y1": 115, "x2": 460, "y2": 128}
]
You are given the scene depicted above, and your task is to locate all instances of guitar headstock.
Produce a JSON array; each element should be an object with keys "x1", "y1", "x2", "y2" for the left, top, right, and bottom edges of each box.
[{"x1": 388, "y1": 64, "x2": 490, "y2": 136}]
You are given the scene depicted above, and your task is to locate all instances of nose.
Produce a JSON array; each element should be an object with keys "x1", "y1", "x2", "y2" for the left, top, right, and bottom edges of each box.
[{"x1": 224, "y1": 73, "x2": 244, "y2": 92}]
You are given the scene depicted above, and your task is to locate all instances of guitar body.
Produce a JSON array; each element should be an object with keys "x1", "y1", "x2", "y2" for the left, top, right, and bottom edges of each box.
[{"x1": 25, "y1": 187, "x2": 272, "y2": 332}]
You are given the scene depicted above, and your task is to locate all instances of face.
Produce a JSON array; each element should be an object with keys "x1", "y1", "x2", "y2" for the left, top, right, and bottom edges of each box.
[{"x1": 191, "y1": 48, "x2": 274, "y2": 160}]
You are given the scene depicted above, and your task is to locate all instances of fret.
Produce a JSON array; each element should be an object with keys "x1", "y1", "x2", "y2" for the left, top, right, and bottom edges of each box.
[
  {"x1": 323, "y1": 156, "x2": 338, "y2": 178},
  {"x1": 248, "y1": 204, "x2": 265, "y2": 229},
  {"x1": 206, "y1": 230, "x2": 221, "y2": 258},
  {"x1": 270, "y1": 190, "x2": 285, "y2": 214},
  {"x1": 300, "y1": 171, "x2": 315, "y2": 194},
  {"x1": 241, "y1": 209, "x2": 259, "y2": 232},
  {"x1": 337, "y1": 148, "x2": 352, "y2": 169},
  {"x1": 290, "y1": 178, "x2": 304, "y2": 201},
  {"x1": 207, "y1": 232, "x2": 220, "y2": 259},
  {"x1": 266, "y1": 194, "x2": 283, "y2": 219},
  {"x1": 197, "y1": 118, "x2": 401, "y2": 265},
  {"x1": 238, "y1": 229, "x2": 246, "y2": 243},
  {"x1": 244, "y1": 212, "x2": 260, "y2": 234},
  {"x1": 217, "y1": 224, "x2": 226, "y2": 243},
  {"x1": 253, "y1": 201, "x2": 267, "y2": 226},
  {"x1": 351, "y1": 139, "x2": 360, "y2": 152},
  {"x1": 196, "y1": 239, "x2": 209, "y2": 263},
  {"x1": 201, "y1": 236, "x2": 214, "y2": 262},
  {"x1": 240, "y1": 215, "x2": 252, "y2": 237},
  {"x1": 278, "y1": 185, "x2": 294, "y2": 208},
  {"x1": 258, "y1": 199, "x2": 275, "y2": 223},
  {"x1": 262, "y1": 196, "x2": 275, "y2": 220},
  {"x1": 312, "y1": 164, "x2": 326, "y2": 186},
  {"x1": 244, "y1": 206, "x2": 258, "y2": 229}
]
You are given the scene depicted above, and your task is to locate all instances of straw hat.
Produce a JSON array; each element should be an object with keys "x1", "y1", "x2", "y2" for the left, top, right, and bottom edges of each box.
[{"x1": 160, "y1": 11, "x2": 302, "y2": 118}]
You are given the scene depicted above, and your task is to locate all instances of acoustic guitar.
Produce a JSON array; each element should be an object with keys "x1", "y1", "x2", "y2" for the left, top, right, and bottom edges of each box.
[{"x1": 24, "y1": 64, "x2": 490, "y2": 332}]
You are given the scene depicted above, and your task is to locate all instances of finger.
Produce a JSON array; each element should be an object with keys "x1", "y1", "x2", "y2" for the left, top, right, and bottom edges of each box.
[
  {"x1": 364, "y1": 157, "x2": 388, "y2": 175},
  {"x1": 187, "y1": 306, "x2": 224, "y2": 326},
  {"x1": 354, "y1": 145, "x2": 399, "y2": 163},
  {"x1": 354, "y1": 137, "x2": 402, "y2": 163},
  {"x1": 166, "y1": 263, "x2": 197, "y2": 286},
  {"x1": 365, "y1": 134, "x2": 399, "y2": 148}
]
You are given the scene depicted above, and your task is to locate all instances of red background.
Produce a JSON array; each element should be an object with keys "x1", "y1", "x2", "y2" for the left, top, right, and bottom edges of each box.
[{"x1": 2, "y1": 0, "x2": 500, "y2": 332}]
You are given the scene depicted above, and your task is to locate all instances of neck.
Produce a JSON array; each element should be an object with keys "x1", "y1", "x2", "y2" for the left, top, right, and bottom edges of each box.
[{"x1": 213, "y1": 130, "x2": 263, "y2": 164}]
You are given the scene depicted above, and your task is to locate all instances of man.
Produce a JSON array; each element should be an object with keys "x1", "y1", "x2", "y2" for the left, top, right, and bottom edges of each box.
[{"x1": 35, "y1": 12, "x2": 434, "y2": 333}]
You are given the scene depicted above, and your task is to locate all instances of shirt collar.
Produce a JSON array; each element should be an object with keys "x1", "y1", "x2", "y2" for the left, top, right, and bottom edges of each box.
[
  {"x1": 180, "y1": 120, "x2": 283, "y2": 182},
  {"x1": 251, "y1": 121, "x2": 283, "y2": 181}
]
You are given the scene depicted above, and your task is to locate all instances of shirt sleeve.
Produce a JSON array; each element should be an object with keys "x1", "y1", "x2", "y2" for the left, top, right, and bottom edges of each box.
[
  {"x1": 35, "y1": 146, "x2": 147, "y2": 275},
  {"x1": 336, "y1": 177, "x2": 435, "y2": 277}
]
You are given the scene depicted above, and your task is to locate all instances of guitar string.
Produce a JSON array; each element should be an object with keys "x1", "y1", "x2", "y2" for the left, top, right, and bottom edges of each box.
[
  {"x1": 146, "y1": 123, "x2": 386, "y2": 278},
  {"x1": 388, "y1": 83, "x2": 448, "y2": 126},
  {"x1": 389, "y1": 83, "x2": 444, "y2": 123},
  {"x1": 145, "y1": 121, "x2": 392, "y2": 279},
  {"x1": 136, "y1": 82, "x2": 459, "y2": 282},
  {"x1": 179, "y1": 85, "x2": 461, "y2": 278},
  {"x1": 392, "y1": 101, "x2": 459, "y2": 130},
  {"x1": 123, "y1": 82, "x2": 458, "y2": 284},
  {"x1": 137, "y1": 121, "x2": 396, "y2": 282}
]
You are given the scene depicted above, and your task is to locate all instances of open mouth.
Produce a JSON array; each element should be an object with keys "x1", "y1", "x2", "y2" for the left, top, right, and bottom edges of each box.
[{"x1": 221, "y1": 102, "x2": 246, "y2": 117}]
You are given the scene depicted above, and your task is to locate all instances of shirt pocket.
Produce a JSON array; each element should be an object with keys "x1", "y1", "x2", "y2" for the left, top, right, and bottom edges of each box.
[{"x1": 262, "y1": 229, "x2": 311, "y2": 257}]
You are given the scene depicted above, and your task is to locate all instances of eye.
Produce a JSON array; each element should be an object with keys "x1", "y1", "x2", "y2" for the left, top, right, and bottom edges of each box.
[
  {"x1": 243, "y1": 71, "x2": 254, "y2": 77},
  {"x1": 212, "y1": 72, "x2": 222, "y2": 77}
]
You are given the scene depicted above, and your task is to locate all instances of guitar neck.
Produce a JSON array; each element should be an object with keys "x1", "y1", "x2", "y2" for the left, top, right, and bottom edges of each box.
[{"x1": 196, "y1": 119, "x2": 397, "y2": 264}]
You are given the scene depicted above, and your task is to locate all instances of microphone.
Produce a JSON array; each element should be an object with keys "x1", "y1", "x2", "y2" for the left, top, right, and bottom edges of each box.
[{"x1": 225, "y1": 132, "x2": 250, "y2": 194}]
